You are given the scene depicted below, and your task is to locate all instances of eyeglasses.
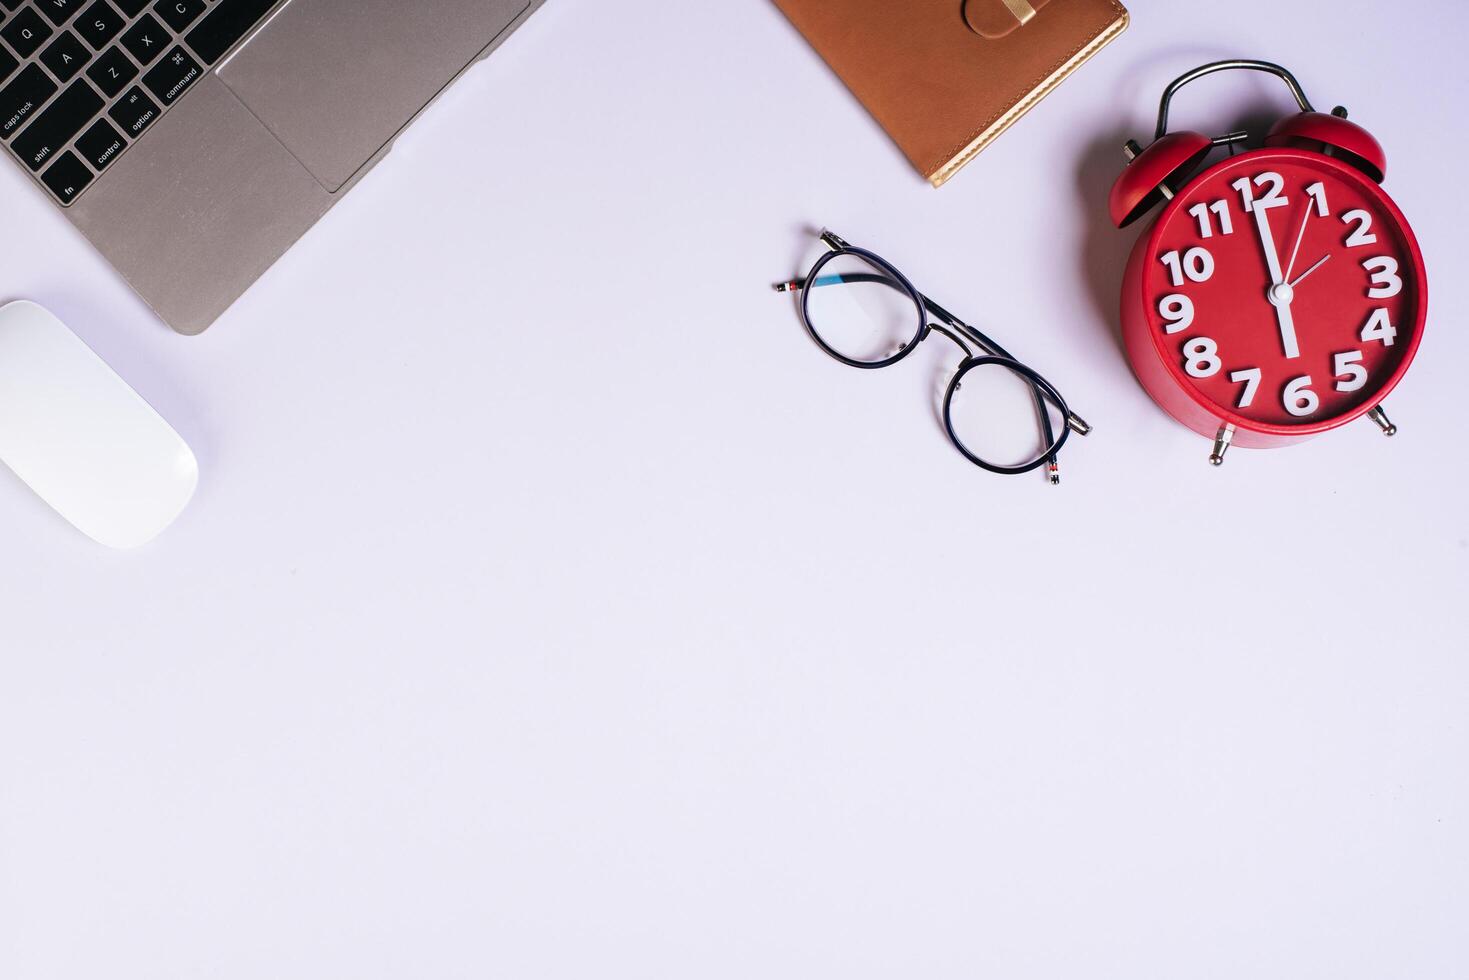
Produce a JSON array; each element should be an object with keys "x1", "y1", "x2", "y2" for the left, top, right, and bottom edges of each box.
[{"x1": 774, "y1": 230, "x2": 1091, "y2": 484}]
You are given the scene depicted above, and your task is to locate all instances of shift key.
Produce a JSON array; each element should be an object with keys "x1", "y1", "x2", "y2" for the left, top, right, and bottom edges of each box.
[
  {"x1": 12, "y1": 80, "x2": 103, "y2": 172},
  {"x1": 143, "y1": 46, "x2": 203, "y2": 106}
]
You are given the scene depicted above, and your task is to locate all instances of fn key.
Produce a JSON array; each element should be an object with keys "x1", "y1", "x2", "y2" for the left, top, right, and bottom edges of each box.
[
  {"x1": 41, "y1": 151, "x2": 94, "y2": 204},
  {"x1": 142, "y1": 46, "x2": 203, "y2": 106}
]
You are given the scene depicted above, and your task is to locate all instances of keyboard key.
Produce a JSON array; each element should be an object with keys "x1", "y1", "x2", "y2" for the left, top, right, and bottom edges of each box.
[
  {"x1": 40, "y1": 29, "x2": 88, "y2": 81},
  {"x1": 107, "y1": 84, "x2": 156, "y2": 137},
  {"x1": 37, "y1": 0, "x2": 85, "y2": 27},
  {"x1": 184, "y1": 0, "x2": 274, "y2": 65},
  {"x1": 0, "y1": 41, "x2": 20, "y2": 84},
  {"x1": 75, "y1": 0, "x2": 124, "y2": 51},
  {"x1": 12, "y1": 78, "x2": 102, "y2": 170},
  {"x1": 74, "y1": 114, "x2": 122, "y2": 168},
  {"x1": 85, "y1": 44, "x2": 134, "y2": 95},
  {"x1": 141, "y1": 44, "x2": 198, "y2": 105},
  {"x1": 112, "y1": 0, "x2": 149, "y2": 14},
  {"x1": 152, "y1": 0, "x2": 203, "y2": 32},
  {"x1": 40, "y1": 148, "x2": 91, "y2": 202},
  {"x1": 2, "y1": 8, "x2": 53, "y2": 57},
  {"x1": 1, "y1": 63, "x2": 57, "y2": 138},
  {"x1": 120, "y1": 12, "x2": 165, "y2": 64}
]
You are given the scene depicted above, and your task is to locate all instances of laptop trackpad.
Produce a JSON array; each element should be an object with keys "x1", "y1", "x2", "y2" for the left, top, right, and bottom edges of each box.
[{"x1": 217, "y1": 0, "x2": 531, "y2": 192}]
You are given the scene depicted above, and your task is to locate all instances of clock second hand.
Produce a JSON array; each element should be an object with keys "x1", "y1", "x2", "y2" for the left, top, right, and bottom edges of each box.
[{"x1": 1284, "y1": 201, "x2": 1312, "y2": 284}]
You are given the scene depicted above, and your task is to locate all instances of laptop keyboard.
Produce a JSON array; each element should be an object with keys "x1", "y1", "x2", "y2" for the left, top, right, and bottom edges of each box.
[{"x1": 0, "y1": 0, "x2": 278, "y2": 205}]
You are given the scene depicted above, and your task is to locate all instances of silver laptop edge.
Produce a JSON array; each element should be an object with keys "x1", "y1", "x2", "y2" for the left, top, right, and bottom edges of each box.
[{"x1": 2, "y1": 0, "x2": 547, "y2": 335}]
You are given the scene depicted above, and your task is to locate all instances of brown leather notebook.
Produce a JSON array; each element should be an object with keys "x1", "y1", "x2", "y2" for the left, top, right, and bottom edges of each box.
[{"x1": 774, "y1": 0, "x2": 1129, "y2": 187}]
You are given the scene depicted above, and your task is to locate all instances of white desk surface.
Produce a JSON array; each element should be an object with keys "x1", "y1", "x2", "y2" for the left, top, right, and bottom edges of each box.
[{"x1": 2, "y1": 1, "x2": 1466, "y2": 976}]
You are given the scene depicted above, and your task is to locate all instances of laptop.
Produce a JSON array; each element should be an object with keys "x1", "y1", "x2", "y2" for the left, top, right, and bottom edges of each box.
[{"x1": 0, "y1": 0, "x2": 546, "y2": 334}]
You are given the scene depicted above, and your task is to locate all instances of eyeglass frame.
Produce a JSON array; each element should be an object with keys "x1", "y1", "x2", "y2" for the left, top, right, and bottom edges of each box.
[{"x1": 774, "y1": 229, "x2": 1091, "y2": 484}]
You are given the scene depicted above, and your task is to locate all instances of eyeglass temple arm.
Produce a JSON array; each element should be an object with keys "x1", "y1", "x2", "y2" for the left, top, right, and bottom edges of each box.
[
  {"x1": 771, "y1": 236, "x2": 1088, "y2": 483},
  {"x1": 771, "y1": 230, "x2": 856, "y2": 292},
  {"x1": 922, "y1": 294, "x2": 1089, "y2": 426},
  {"x1": 771, "y1": 275, "x2": 1090, "y2": 427},
  {"x1": 904, "y1": 293, "x2": 1081, "y2": 484},
  {"x1": 771, "y1": 274, "x2": 990, "y2": 331},
  {"x1": 777, "y1": 230, "x2": 1045, "y2": 358},
  {"x1": 773, "y1": 270, "x2": 904, "y2": 293},
  {"x1": 820, "y1": 230, "x2": 851, "y2": 252}
]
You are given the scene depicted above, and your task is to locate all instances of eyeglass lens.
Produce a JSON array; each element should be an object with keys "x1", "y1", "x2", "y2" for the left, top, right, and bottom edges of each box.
[
  {"x1": 802, "y1": 253, "x2": 921, "y2": 365},
  {"x1": 947, "y1": 360, "x2": 1065, "y2": 469}
]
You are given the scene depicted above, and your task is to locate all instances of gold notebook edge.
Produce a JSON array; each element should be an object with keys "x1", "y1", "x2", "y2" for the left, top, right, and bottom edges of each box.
[{"x1": 927, "y1": 10, "x2": 1130, "y2": 188}]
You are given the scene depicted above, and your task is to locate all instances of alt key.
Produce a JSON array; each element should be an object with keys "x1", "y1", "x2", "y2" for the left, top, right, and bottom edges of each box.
[{"x1": 40, "y1": 150, "x2": 94, "y2": 204}]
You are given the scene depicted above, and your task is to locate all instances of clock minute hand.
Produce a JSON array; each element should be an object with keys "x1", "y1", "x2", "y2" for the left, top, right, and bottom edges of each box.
[
  {"x1": 1251, "y1": 203, "x2": 1301, "y2": 360},
  {"x1": 1252, "y1": 202, "x2": 1287, "y2": 286}
]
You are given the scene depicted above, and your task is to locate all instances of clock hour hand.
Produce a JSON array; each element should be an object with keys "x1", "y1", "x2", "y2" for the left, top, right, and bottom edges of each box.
[
  {"x1": 1267, "y1": 291, "x2": 1300, "y2": 359},
  {"x1": 1251, "y1": 203, "x2": 1300, "y2": 359}
]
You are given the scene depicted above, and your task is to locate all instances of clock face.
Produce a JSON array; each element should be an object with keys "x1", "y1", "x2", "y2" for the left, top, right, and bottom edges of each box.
[{"x1": 1141, "y1": 149, "x2": 1426, "y2": 432}]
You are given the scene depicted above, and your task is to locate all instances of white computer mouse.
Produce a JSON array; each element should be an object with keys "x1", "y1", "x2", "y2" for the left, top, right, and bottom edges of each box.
[{"x1": 0, "y1": 300, "x2": 198, "y2": 549}]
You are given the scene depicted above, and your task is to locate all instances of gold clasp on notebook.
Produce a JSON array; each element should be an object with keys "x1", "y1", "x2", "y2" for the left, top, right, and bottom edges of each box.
[{"x1": 963, "y1": 0, "x2": 1051, "y2": 39}]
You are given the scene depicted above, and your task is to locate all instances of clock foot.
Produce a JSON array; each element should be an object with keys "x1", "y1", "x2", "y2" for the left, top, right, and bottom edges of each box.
[
  {"x1": 1367, "y1": 405, "x2": 1397, "y2": 436},
  {"x1": 1209, "y1": 423, "x2": 1236, "y2": 466}
]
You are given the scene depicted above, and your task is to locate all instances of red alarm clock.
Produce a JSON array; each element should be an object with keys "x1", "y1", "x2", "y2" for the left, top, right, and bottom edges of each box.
[{"x1": 1110, "y1": 60, "x2": 1427, "y2": 464}]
